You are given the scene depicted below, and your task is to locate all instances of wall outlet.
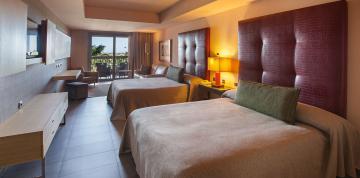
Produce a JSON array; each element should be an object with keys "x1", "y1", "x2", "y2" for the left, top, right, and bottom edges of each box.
[{"x1": 18, "y1": 100, "x2": 23, "y2": 109}]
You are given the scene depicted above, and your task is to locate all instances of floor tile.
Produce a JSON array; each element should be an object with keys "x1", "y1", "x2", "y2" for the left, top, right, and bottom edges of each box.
[
  {"x1": 3, "y1": 161, "x2": 61, "y2": 178},
  {"x1": 59, "y1": 151, "x2": 117, "y2": 177},
  {"x1": 46, "y1": 148, "x2": 66, "y2": 164},
  {"x1": 70, "y1": 124, "x2": 110, "y2": 139},
  {"x1": 63, "y1": 140, "x2": 114, "y2": 161},
  {"x1": 60, "y1": 163, "x2": 120, "y2": 178},
  {"x1": 71, "y1": 120, "x2": 108, "y2": 130},
  {"x1": 67, "y1": 129, "x2": 112, "y2": 147},
  {"x1": 72, "y1": 113, "x2": 111, "y2": 124},
  {"x1": 47, "y1": 130, "x2": 71, "y2": 157},
  {"x1": 109, "y1": 120, "x2": 125, "y2": 150}
]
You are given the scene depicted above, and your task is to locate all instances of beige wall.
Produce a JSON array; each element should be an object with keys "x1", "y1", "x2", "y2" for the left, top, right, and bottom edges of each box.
[
  {"x1": 70, "y1": 30, "x2": 89, "y2": 70},
  {"x1": 157, "y1": 0, "x2": 339, "y2": 64},
  {"x1": 153, "y1": 31, "x2": 161, "y2": 65},
  {"x1": 156, "y1": 19, "x2": 209, "y2": 65},
  {"x1": 347, "y1": 0, "x2": 360, "y2": 131},
  {"x1": 157, "y1": 0, "x2": 360, "y2": 130}
]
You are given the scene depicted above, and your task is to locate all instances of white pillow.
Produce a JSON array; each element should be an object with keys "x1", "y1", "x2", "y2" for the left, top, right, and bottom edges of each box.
[{"x1": 221, "y1": 89, "x2": 236, "y2": 100}]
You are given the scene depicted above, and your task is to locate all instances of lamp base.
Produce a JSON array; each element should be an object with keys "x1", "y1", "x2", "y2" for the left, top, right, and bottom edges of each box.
[{"x1": 213, "y1": 72, "x2": 222, "y2": 87}]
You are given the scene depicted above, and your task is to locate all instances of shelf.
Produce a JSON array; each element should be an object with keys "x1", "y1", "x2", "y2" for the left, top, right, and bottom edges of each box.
[
  {"x1": 26, "y1": 57, "x2": 43, "y2": 66},
  {"x1": 52, "y1": 70, "x2": 81, "y2": 80}
]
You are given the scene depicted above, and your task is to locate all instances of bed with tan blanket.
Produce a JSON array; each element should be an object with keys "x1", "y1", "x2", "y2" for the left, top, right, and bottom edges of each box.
[
  {"x1": 120, "y1": 98, "x2": 360, "y2": 178},
  {"x1": 107, "y1": 77, "x2": 189, "y2": 120},
  {"x1": 108, "y1": 28, "x2": 209, "y2": 120}
]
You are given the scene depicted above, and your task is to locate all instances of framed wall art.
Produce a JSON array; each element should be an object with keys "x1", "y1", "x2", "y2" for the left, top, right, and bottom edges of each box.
[{"x1": 159, "y1": 39, "x2": 172, "y2": 62}]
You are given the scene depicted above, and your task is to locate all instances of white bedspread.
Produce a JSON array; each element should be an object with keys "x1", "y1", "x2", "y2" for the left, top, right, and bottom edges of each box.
[{"x1": 120, "y1": 98, "x2": 360, "y2": 178}]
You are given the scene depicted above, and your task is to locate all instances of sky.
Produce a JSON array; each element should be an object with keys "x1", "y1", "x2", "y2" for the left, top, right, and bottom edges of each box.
[{"x1": 92, "y1": 36, "x2": 128, "y2": 54}]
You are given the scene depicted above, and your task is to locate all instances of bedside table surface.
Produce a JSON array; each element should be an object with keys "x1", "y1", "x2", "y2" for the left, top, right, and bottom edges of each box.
[
  {"x1": 199, "y1": 84, "x2": 235, "y2": 98},
  {"x1": 199, "y1": 84, "x2": 235, "y2": 91}
]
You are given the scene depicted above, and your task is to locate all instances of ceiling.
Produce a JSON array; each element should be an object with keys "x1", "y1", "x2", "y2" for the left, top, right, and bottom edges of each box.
[
  {"x1": 40, "y1": 0, "x2": 256, "y2": 32},
  {"x1": 84, "y1": 0, "x2": 179, "y2": 13}
]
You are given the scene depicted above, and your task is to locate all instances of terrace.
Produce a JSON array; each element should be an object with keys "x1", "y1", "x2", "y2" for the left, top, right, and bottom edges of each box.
[{"x1": 90, "y1": 54, "x2": 130, "y2": 81}]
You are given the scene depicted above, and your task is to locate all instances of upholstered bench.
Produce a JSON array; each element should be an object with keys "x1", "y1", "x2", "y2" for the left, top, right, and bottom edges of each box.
[
  {"x1": 134, "y1": 64, "x2": 168, "y2": 78},
  {"x1": 67, "y1": 82, "x2": 88, "y2": 99}
]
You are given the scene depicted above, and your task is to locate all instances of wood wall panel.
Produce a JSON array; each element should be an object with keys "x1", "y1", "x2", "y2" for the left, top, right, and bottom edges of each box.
[
  {"x1": 55, "y1": 29, "x2": 71, "y2": 60},
  {"x1": 42, "y1": 19, "x2": 71, "y2": 64},
  {"x1": 42, "y1": 19, "x2": 56, "y2": 64},
  {"x1": 0, "y1": 0, "x2": 27, "y2": 77}
]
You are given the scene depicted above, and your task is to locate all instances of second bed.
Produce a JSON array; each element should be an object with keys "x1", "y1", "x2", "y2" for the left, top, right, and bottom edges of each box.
[{"x1": 107, "y1": 28, "x2": 210, "y2": 120}]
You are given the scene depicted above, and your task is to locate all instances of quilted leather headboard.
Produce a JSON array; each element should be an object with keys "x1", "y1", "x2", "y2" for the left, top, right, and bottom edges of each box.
[
  {"x1": 238, "y1": 1, "x2": 347, "y2": 117},
  {"x1": 178, "y1": 28, "x2": 210, "y2": 79}
]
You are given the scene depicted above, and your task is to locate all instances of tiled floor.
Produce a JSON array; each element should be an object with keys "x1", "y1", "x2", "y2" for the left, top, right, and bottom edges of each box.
[
  {"x1": 1, "y1": 97, "x2": 138, "y2": 178},
  {"x1": 88, "y1": 82, "x2": 111, "y2": 98}
]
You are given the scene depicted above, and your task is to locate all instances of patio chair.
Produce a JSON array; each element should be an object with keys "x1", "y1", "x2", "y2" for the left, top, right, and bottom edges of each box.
[
  {"x1": 117, "y1": 63, "x2": 130, "y2": 79},
  {"x1": 75, "y1": 67, "x2": 99, "y2": 86},
  {"x1": 96, "y1": 63, "x2": 111, "y2": 79}
]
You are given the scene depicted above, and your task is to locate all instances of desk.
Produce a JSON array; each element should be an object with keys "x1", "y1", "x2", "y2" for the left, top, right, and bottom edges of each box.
[{"x1": 52, "y1": 70, "x2": 81, "y2": 80}]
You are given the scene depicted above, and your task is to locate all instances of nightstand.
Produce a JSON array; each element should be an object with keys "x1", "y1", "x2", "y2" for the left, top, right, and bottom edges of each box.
[{"x1": 199, "y1": 84, "x2": 235, "y2": 99}]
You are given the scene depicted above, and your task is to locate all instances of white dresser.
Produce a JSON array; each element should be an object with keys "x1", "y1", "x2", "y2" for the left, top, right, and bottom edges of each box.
[{"x1": 0, "y1": 92, "x2": 68, "y2": 177}]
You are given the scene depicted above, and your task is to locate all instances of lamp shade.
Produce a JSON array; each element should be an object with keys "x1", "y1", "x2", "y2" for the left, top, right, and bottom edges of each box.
[
  {"x1": 208, "y1": 57, "x2": 219, "y2": 71},
  {"x1": 208, "y1": 57, "x2": 232, "y2": 72}
]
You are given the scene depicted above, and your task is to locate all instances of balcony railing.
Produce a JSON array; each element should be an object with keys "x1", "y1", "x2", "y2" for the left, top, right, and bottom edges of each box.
[{"x1": 91, "y1": 55, "x2": 130, "y2": 80}]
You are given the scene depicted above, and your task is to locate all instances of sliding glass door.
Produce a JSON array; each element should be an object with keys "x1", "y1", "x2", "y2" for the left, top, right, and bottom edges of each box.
[
  {"x1": 90, "y1": 35, "x2": 129, "y2": 81},
  {"x1": 115, "y1": 37, "x2": 129, "y2": 79}
]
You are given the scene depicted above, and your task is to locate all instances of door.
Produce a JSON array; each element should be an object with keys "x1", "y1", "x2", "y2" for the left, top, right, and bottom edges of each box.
[
  {"x1": 115, "y1": 37, "x2": 129, "y2": 79},
  {"x1": 90, "y1": 35, "x2": 129, "y2": 81}
]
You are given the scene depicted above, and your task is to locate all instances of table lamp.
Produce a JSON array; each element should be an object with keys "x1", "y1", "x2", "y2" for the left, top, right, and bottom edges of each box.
[{"x1": 208, "y1": 56, "x2": 232, "y2": 87}]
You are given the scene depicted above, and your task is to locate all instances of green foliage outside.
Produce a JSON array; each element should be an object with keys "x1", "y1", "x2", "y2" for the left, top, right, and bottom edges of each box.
[
  {"x1": 90, "y1": 45, "x2": 129, "y2": 72},
  {"x1": 91, "y1": 45, "x2": 106, "y2": 56}
]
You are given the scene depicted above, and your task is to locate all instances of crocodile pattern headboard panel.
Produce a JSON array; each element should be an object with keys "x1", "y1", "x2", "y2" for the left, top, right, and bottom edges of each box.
[
  {"x1": 178, "y1": 28, "x2": 210, "y2": 79},
  {"x1": 238, "y1": 1, "x2": 347, "y2": 117}
]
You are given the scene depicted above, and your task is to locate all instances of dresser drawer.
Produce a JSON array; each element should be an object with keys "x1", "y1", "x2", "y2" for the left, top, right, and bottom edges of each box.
[
  {"x1": 43, "y1": 100, "x2": 68, "y2": 155},
  {"x1": 44, "y1": 106, "x2": 61, "y2": 137},
  {"x1": 43, "y1": 99, "x2": 68, "y2": 136}
]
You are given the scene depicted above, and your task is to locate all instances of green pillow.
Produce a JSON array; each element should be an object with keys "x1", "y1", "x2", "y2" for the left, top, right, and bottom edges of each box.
[
  {"x1": 235, "y1": 80, "x2": 300, "y2": 124},
  {"x1": 166, "y1": 65, "x2": 184, "y2": 82}
]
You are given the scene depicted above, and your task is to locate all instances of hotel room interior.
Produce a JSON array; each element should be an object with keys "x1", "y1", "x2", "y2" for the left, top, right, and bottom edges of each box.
[{"x1": 0, "y1": 0, "x2": 360, "y2": 178}]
